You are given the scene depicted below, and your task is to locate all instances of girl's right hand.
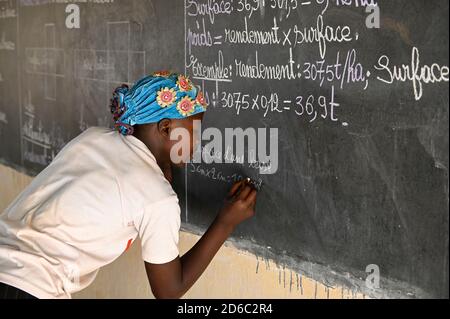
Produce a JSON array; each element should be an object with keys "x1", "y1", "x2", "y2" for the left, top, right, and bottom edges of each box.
[{"x1": 216, "y1": 179, "x2": 258, "y2": 230}]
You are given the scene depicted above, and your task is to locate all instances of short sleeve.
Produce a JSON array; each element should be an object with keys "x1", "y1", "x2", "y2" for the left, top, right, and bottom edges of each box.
[{"x1": 135, "y1": 198, "x2": 181, "y2": 264}]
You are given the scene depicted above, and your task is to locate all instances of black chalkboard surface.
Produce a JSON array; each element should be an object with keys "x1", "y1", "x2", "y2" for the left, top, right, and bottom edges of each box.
[{"x1": 0, "y1": 0, "x2": 448, "y2": 298}]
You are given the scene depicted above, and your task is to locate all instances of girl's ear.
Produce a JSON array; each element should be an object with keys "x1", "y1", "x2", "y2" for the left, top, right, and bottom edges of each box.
[{"x1": 157, "y1": 119, "x2": 171, "y2": 138}]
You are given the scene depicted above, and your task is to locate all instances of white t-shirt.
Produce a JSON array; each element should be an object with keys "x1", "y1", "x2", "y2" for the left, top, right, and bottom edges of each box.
[{"x1": 0, "y1": 127, "x2": 181, "y2": 299}]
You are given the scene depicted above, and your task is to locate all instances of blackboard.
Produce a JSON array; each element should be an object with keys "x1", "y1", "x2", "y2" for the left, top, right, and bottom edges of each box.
[{"x1": 0, "y1": 0, "x2": 448, "y2": 298}]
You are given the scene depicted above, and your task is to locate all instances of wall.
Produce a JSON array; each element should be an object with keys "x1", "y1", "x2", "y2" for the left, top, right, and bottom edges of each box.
[{"x1": 0, "y1": 163, "x2": 365, "y2": 299}]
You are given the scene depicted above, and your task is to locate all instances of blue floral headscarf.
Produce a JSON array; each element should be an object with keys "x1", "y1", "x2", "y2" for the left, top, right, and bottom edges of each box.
[{"x1": 111, "y1": 71, "x2": 208, "y2": 135}]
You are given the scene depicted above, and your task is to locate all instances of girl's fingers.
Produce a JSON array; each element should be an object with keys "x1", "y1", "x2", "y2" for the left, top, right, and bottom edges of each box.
[
  {"x1": 246, "y1": 189, "x2": 257, "y2": 206},
  {"x1": 228, "y1": 180, "x2": 244, "y2": 198},
  {"x1": 238, "y1": 185, "x2": 252, "y2": 200}
]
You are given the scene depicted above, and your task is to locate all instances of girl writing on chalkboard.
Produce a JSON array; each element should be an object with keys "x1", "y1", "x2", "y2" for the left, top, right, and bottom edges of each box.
[{"x1": 0, "y1": 72, "x2": 258, "y2": 299}]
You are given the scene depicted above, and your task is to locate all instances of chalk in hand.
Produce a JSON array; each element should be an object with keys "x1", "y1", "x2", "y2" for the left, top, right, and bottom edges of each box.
[{"x1": 244, "y1": 177, "x2": 263, "y2": 191}]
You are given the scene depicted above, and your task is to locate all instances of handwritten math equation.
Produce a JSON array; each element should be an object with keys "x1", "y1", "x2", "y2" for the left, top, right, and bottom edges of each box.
[{"x1": 184, "y1": 0, "x2": 449, "y2": 126}]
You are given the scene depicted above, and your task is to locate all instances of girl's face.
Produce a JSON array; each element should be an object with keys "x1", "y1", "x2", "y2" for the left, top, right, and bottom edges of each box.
[{"x1": 167, "y1": 113, "x2": 204, "y2": 166}]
